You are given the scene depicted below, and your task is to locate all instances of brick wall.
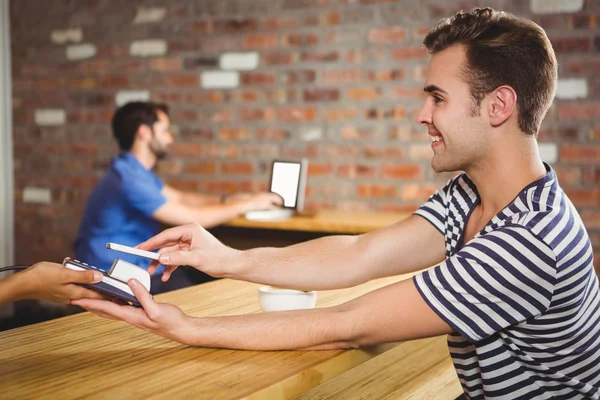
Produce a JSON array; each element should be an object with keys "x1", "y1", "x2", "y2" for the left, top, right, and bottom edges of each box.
[{"x1": 9, "y1": 0, "x2": 600, "y2": 265}]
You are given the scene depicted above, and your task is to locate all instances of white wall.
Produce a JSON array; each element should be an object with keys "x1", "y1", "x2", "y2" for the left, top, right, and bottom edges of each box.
[{"x1": 0, "y1": 0, "x2": 14, "y2": 317}]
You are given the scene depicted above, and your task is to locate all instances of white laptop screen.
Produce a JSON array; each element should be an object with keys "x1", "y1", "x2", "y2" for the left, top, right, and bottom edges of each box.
[{"x1": 270, "y1": 161, "x2": 302, "y2": 208}]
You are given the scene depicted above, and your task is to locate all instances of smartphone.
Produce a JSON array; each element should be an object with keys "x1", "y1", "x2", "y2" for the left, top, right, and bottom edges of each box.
[
  {"x1": 106, "y1": 242, "x2": 160, "y2": 261},
  {"x1": 63, "y1": 258, "x2": 151, "y2": 307}
]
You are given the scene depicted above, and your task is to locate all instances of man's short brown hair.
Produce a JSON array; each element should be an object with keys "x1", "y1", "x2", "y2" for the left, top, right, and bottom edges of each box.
[{"x1": 424, "y1": 8, "x2": 557, "y2": 136}]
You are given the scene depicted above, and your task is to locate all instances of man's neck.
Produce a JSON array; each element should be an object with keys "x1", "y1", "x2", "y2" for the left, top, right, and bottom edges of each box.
[
  {"x1": 465, "y1": 137, "x2": 547, "y2": 219},
  {"x1": 129, "y1": 145, "x2": 157, "y2": 170}
]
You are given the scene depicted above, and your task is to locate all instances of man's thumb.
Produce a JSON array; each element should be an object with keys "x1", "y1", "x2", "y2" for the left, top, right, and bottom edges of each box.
[{"x1": 67, "y1": 269, "x2": 103, "y2": 284}]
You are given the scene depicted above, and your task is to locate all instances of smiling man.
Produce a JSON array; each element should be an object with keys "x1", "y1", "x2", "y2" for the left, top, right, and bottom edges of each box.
[{"x1": 75, "y1": 9, "x2": 600, "y2": 399}]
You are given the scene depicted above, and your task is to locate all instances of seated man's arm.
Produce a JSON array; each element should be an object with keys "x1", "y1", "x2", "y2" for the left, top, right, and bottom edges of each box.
[{"x1": 162, "y1": 185, "x2": 220, "y2": 208}]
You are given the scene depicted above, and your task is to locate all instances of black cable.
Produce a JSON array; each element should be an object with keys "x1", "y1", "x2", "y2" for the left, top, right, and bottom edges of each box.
[{"x1": 0, "y1": 265, "x2": 30, "y2": 273}]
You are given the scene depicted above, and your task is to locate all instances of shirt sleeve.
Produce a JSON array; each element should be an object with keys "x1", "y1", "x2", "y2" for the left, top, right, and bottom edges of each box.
[
  {"x1": 121, "y1": 175, "x2": 166, "y2": 218},
  {"x1": 413, "y1": 178, "x2": 454, "y2": 235},
  {"x1": 414, "y1": 224, "x2": 557, "y2": 343}
]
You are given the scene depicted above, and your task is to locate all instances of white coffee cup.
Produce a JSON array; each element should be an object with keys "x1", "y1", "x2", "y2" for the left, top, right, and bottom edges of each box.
[{"x1": 258, "y1": 286, "x2": 317, "y2": 312}]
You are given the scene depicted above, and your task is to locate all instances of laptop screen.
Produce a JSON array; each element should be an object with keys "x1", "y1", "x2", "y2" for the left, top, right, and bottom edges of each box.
[{"x1": 270, "y1": 161, "x2": 302, "y2": 208}]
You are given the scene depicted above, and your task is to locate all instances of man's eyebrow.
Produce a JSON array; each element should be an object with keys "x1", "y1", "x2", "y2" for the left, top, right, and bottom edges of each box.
[{"x1": 423, "y1": 85, "x2": 447, "y2": 94}]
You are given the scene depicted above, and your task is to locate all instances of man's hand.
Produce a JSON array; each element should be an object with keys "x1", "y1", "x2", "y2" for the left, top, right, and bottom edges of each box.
[
  {"x1": 72, "y1": 279, "x2": 193, "y2": 344},
  {"x1": 18, "y1": 262, "x2": 106, "y2": 303},
  {"x1": 139, "y1": 222, "x2": 240, "y2": 282},
  {"x1": 230, "y1": 192, "x2": 284, "y2": 213}
]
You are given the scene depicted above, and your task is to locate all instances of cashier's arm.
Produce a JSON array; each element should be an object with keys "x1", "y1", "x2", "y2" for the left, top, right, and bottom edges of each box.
[{"x1": 73, "y1": 276, "x2": 452, "y2": 350}]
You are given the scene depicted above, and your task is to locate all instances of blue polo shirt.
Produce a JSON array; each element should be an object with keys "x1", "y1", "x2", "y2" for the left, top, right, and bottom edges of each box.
[{"x1": 75, "y1": 152, "x2": 167, "y2": 272}]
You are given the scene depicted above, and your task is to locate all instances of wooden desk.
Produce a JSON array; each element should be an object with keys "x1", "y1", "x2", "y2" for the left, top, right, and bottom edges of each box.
[
  {"x1": 212, "y1": 210, "x2": 410, "y2": 250},
  {"x1": 227, "y1": 209, "x2": 409, "y2": 235},
  {"x1": 0, "y1": 274, "x2": 456, "y2": 399}
]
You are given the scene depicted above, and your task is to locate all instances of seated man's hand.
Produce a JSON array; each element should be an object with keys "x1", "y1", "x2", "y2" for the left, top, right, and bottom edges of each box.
[
  {"x1": 72, "y1": 279, "x2": 193, "y2": 345},
  {"x1": 139, "y1": 222, "x2": 239, "y2": 282},
  {"x1": 236, "y1": 192, "x2": 284, "y2": 213},
  {"x1": 19, "y1": 261, "x2": 106, "y2": 304}
]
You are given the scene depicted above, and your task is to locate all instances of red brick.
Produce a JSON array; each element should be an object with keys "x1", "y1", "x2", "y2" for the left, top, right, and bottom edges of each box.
[
  {"x1": 382, "y1": 164, "x2": 422, "y2": 179},
  {"x1": 67, "y1": 77, "x2": 96, "y2": 89},
  {"x1": 278, "y1": 107, "x2": 316, "y2": 122},
  {"x1": 74, "y1": 60, "x2": 111, "y2": 75},
  {"x1": 307, "y1": 11, "x2": 341, "y2": 26},
  {"x1": 392, "y1": 86, "x2": 425, "y2": 99},
  {"x1": 322, "y1": 145, "x2": 360, "y2": 158},
  {"x1": 263, "y1": 17, "x2": 300, "y2": 30},
  {"x1": 368, "y1": 27, "x2": 406, "y2": 43},
  {"x1": 366, "y1": 106, "x2": 405, "y2": 120},
  {"x1": 580, "y1": 210, "x2": 600, "y2": 229},
  {"x1": 358, "y1": 184, "x2": 397, "y2": 199},
  {"x1": 241, "y1": 108, "x2": 276, "y2": 121},
  {"x1": 156, "y1": 160, "x2": 183, "y2": 176},
  {"x1": 282, "y1": 33, "x2": 318, "y2": 46},
  {"x1": 560, "y1": 145, "x2": 600, "y2": 162},
  {"x1": 564, "y1": 189, "x2": 600, "y2": 207},
  {"x1": 322, "y1": 69, "x2": 361, "y2": 84},
  {"x1": 308, "y1": 163, "x2": 334, "y2": 176},
  {"x1": 99, "y1": 75, "x2": 129, "y2": 89},
  {"x1": 167, "y1": 74, "x2": 199, "y2": 87},
  {"x1": 408, "y1": 144, "x2": 432, "y2": 160},
  {"x1": 347, "y1": 87, "x2": 381, "y2": 101},
  {"x1": 558, "y1": 102, "x2": 600, "y2": 119},
  {"x1": 182, "y1": 162, "x2": 216, "y2": 175},
  {"x1": 341, "y1": 126, "x2": 381, "y2": 140},
  {"x1": 551, "y1": 37, "x2": 590, "y2": 53},
  {"x1": 172, "y1": 109, "x2": 198, "y2": 122},
  {"x1": 265, "y1": 88, "x2": 297, "y2": 103},
  {"x1": 203, "y1": 144, "x2": 240, "y2": 158},
  {"x1": 241, "y1": 72, "x2": 277, "y2": 85},
  {"x1": 325, "y1": 108, "x2": 358, "y2": 121},
  {"x1": 567, "y1": 14, "x2": 596, "y2": 29},
  {"x1": 346, "y1": 48, "x2": 386, "y2": 64},
  {"x1": 35, "y1": 78, "x2": 63, "y2": 91},
  {"x1": 113, "y1": 59, "x2": 145, "y2": 73},
  {"x1": 191, "y1": 21, "x2": 213, "y2": 34},
  {"x1": 170, "y1": 143, "x2": 205, "y2": 157},
  {"x1": 400, "y1": 184, "x2": 437, "y2": 201},
  {"x1": 367, "y1": 69, "x2": 405, "y2": 82},
  {"x1": 592, "y1": 125, "x2": 600, "y2": 141},
  {"x1": 68, "y1": 143, "x2": 98, "y2": 156},
  {"x1": 261, "y1": 52, "x2": 297, "y2": 66},
  {"x1": 96, "y1": 44, "x2": 129, "y2": 58},
  {"x1": 337, "y1": 164, "x2": 377, "y2": 178},
  {"x1": 282, "y1": 145, "x2": 318, "y2": 158},
  {"x1": 283, "y1": 70, "x2": 316, "y2": 84},
  {"x1": 363, "y1": 146, "x2": 404, "y2": 158},
  {"x1": 583, "y1": 166, "x2": 600, "y2": 185},
  {"x1": 391, "y1": 47, "x2": 429, "y2": 60},
  {"x1": 219, "y1": 127, "x2": 253, "y2": 140},
  {"x1": 178, "y1": 128, "x2": 214, "y2": 140},
  {"x1": 257, "y1": 128, "x2": 290, "y2": 140},
  {"x1": 303, "y1": 88, "x2": 339, "y2": 102},
  {"x1": 68, "y1": 110, "x2": 112, "y2": 124},
  {"x1": 170, "y1": 38, "x2": 201, "y2": 53},
  {"x1": 149, "y1": 58, "x2": 182, "y2": 71},
  {"x1": 244, "y1": 34, "x2": 278, "y2": 49},
  {"x1": 165, "y1": 179, "x2": 199, "y2": 192},
  {"x1": 567, "y1": 57, "x2": 600, "y2": 75},
  {"x1": 301, "y1": 51, "x2": 339, "y2": 62}
]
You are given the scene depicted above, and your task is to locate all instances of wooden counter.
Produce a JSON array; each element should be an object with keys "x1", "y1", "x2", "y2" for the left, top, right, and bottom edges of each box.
[
  {"x1": 0, "y1": 273, "x2": 458, "y2": 399},
  {"x1": 226, "y1": 209, "x2": 410, "y2": 235}
]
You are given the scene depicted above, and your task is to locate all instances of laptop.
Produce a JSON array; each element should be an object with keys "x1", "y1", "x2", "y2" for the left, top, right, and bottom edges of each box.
[{"x1": 245, "y1": 159, "x2": 308, "y2": 221}]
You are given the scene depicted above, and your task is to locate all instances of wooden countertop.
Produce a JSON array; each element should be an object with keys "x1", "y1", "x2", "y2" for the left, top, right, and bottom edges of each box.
[
  {"x1": 226, "y1": 209, "x2": 410, "y2": 235},
  {"x1": 0, "y1": 272, "x2": 456, "y2": 399}
]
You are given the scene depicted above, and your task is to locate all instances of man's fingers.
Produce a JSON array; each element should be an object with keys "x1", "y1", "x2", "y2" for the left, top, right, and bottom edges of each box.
[
  {"x1": 158, "y1": 250, "x2": 197, "y2": 268},
  {"x1": 137, "y1": 225, "x2": 193, "y2": 251},
  {"x1": 128, "y1": 279, "x2": 159, "y2": 318}
]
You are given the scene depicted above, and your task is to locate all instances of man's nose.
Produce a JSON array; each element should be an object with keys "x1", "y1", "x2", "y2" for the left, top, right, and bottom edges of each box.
[{"x1": 415, "y1": 99, "x2": 432, "y2": 126}]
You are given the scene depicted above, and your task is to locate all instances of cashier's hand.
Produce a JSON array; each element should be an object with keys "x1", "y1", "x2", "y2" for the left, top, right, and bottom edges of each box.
[
  {"x1": 139, "y1": 222, "x2": 238, "y2": 282},
  {"x1": 73, "y1": 279, "x2": 193, "y2": 345}
]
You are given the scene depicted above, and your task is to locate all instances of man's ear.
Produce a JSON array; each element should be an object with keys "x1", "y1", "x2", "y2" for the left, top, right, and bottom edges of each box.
[
  {"x1": 488, "y1": 85, "x2": 517, "y2": 127},
  {"x1": 136, "y1": 124, "x2": 153, "y2": 142}
]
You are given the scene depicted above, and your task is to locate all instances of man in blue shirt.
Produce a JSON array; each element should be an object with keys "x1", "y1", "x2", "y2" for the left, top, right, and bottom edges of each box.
[{"x1": 75, "y1": 102, "x2": 282, "y2": 290}]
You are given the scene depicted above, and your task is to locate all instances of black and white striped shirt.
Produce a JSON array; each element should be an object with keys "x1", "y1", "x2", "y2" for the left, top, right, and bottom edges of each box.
[{"x1": 414, "y1": 164, "x2": 600, "y2": 399}]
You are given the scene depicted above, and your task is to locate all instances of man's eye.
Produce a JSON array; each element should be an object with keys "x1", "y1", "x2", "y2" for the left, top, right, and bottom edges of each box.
[{"x1": 433, "y1": 96, "x2": 443, "y2": 104}]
